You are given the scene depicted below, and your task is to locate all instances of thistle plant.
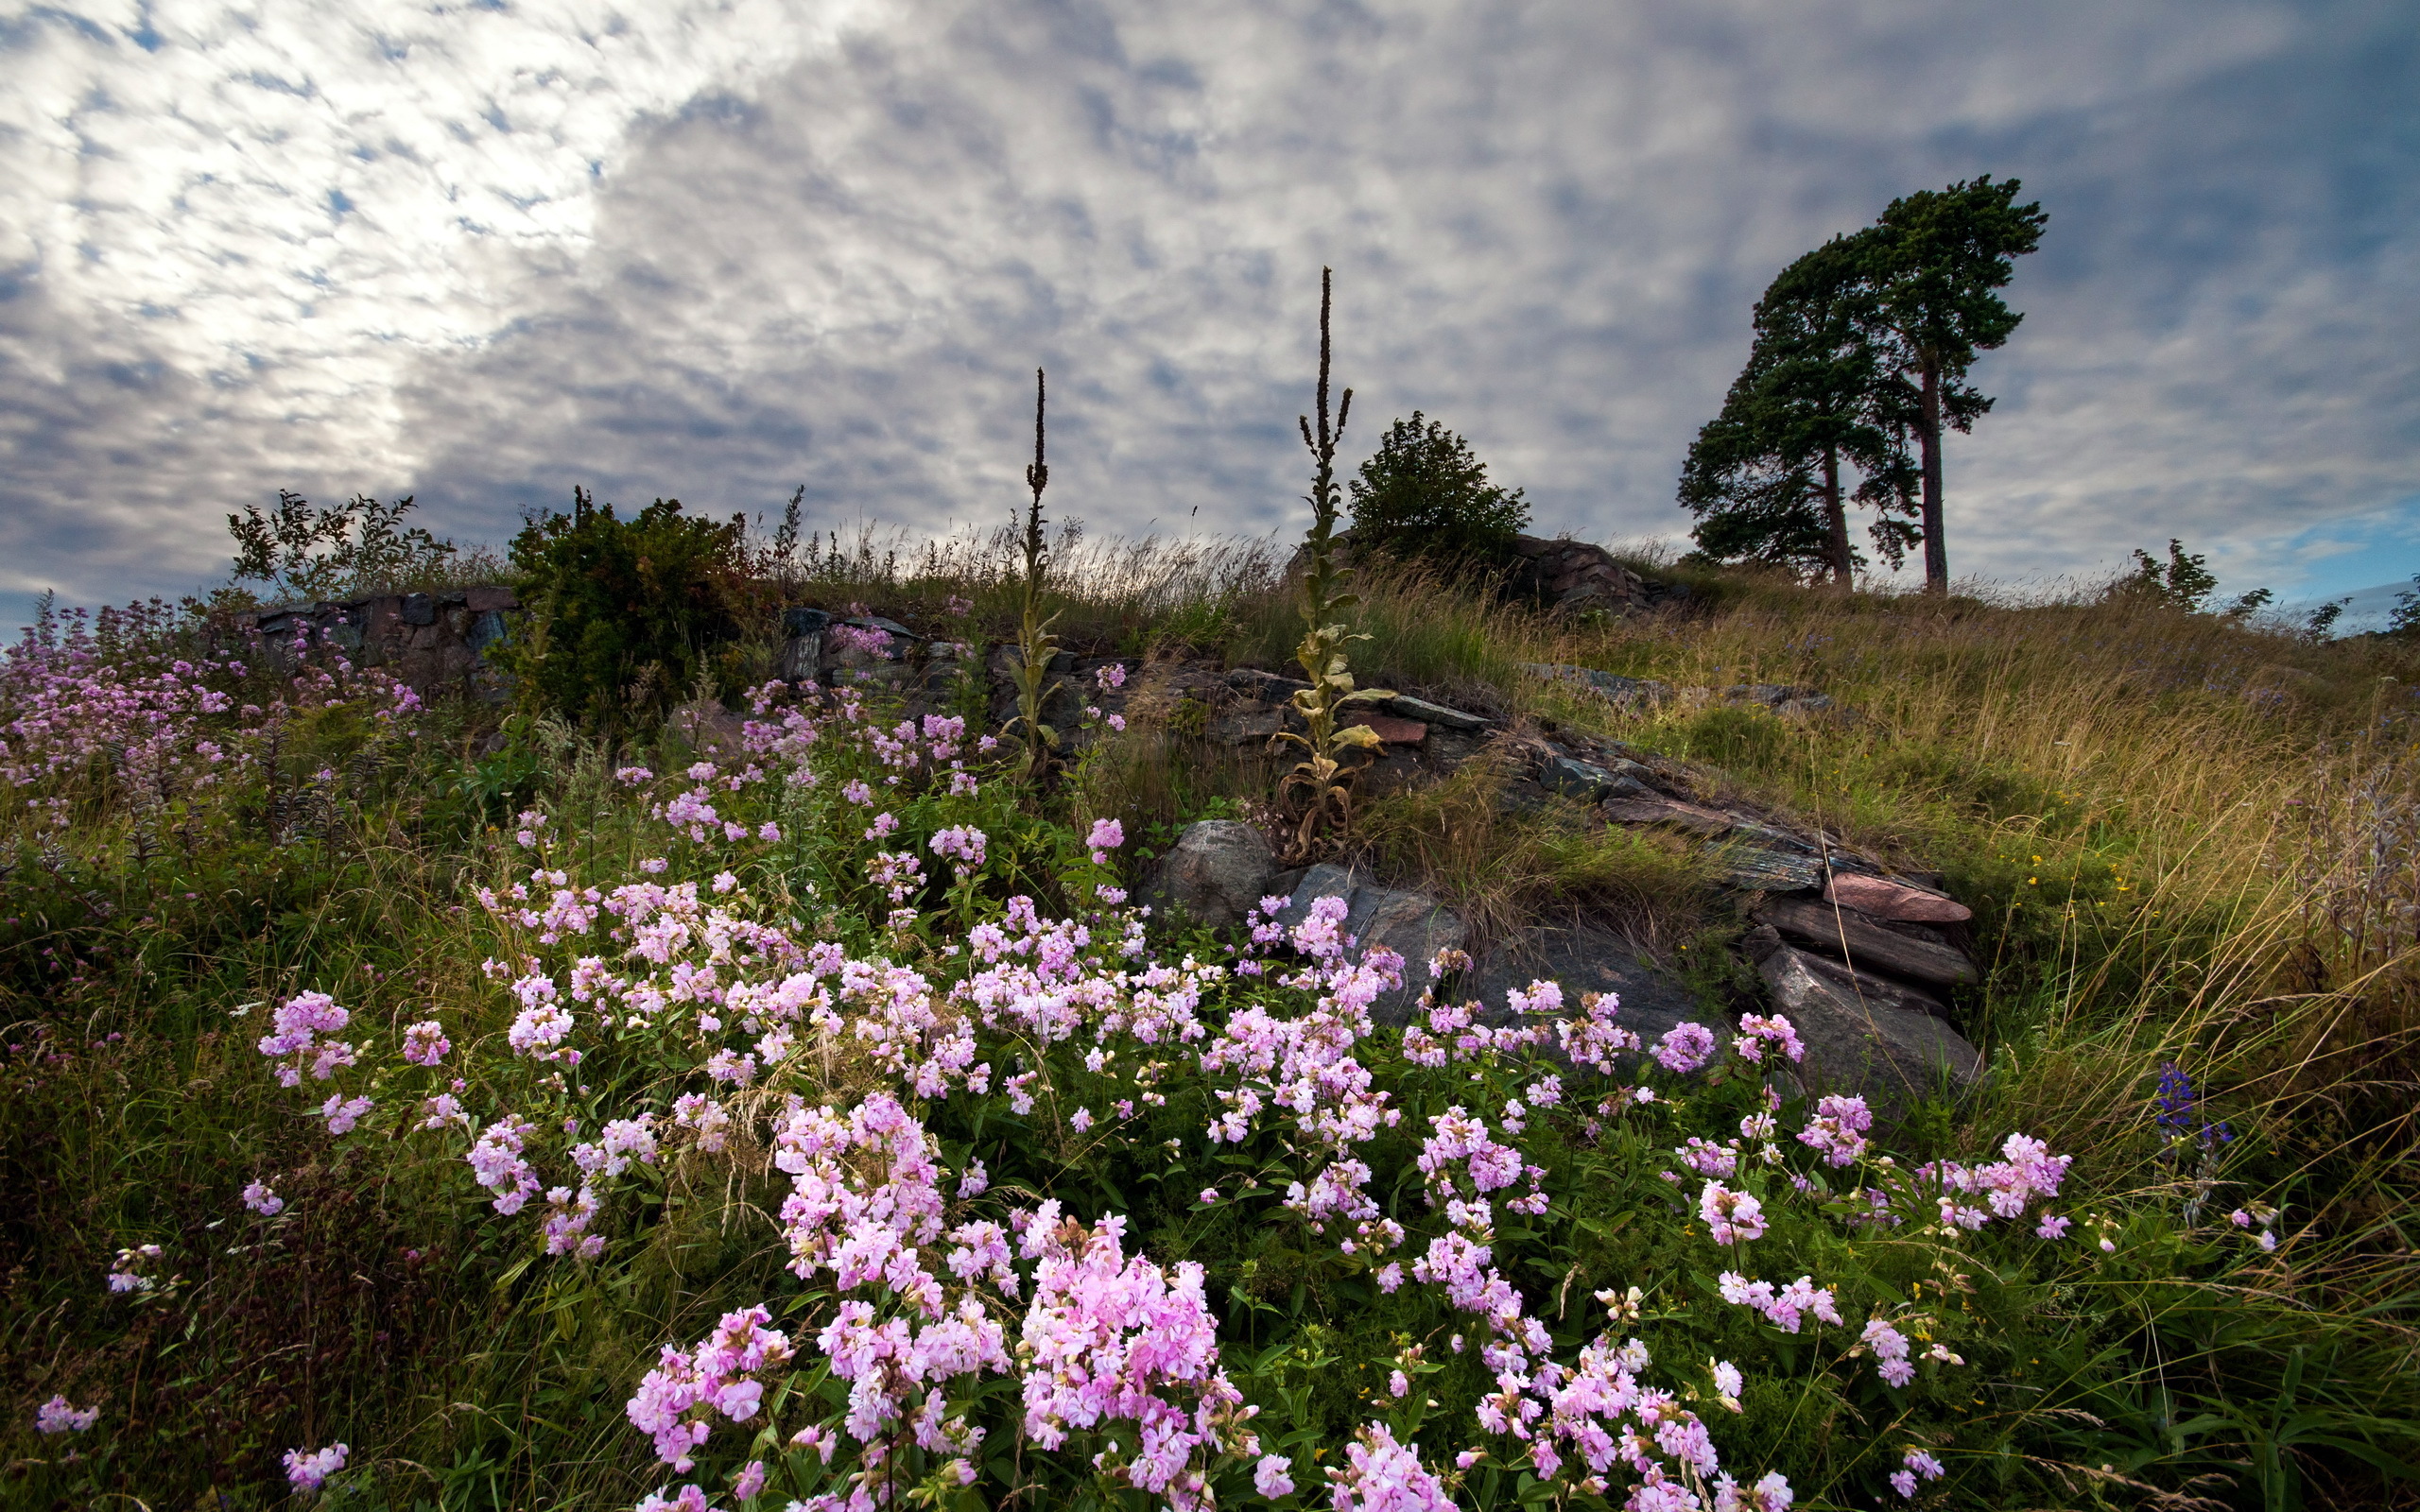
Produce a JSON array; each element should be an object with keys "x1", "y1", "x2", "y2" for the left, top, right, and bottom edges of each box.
[
  {"x1": 1002, "y1": 369, "x2": 1064, "y2": 783},
  {"x1": 1276, "y1": 267, "x2": 1392, "y2": 858}
]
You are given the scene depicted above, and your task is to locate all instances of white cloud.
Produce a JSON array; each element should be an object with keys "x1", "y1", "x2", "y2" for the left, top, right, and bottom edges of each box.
[{"x1": 1, "y1": 0, "x2": 2413, "y2": 620}]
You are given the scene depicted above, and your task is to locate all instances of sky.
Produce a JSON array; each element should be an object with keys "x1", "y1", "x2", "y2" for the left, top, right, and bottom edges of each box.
[{"x1": 3, "y1": 0, "x2": 2415, "y2": 630}]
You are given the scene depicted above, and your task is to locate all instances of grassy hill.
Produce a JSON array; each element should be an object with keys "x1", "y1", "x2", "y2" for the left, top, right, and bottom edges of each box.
[{"x1": 4, "y1": 541, "x2": 2415, "y2": 1510}]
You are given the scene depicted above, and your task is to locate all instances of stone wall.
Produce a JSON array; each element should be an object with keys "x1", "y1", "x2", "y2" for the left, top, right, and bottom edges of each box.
[{"x1": 248, "y1": 587, "x2": 519, "y2": 697}]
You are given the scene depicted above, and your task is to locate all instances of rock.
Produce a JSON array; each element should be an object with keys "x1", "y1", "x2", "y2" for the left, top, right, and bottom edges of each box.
[
  {"x1": 783, "y1": 606, "x2": 832, "y2": 638},
  {"x1": 1465, "y1": 921, "x2": 1717, "y2": 1053},
  {"x1": 1542, "y1": 756, "x2": 1652, "y2": 802},
  {"x1": 462, "y1": 585, "x2": 519, "y2": 613},
  {"x1": 1213, "y1": 706, "x2": 1294, "y2": 747},
  {"x1": 779, "y1": 634, "x2": 822, "y2": 682},
  {"x1": 1358, "y1": 714, "x2": 1428, "y2": 746},
  {"x1": 1227, "y1": 667, "x2": 1313, "y2": 703},
  {"x1": 1278, "y1": 864, "x2": 1468, "y2": 1024},
  {"x1": 1754, "y1": 940, "x2": 1982, "y2": 1120},
  {"x1": 1601, "y1": 795, "x2": 1734, "y2": 837},
  {"x1": 401, "y1": 592, "x2": 436, "y2": 627},
  {"x1": 1523, "y1": 662, "x2": 1675, "y2": 711},
  {"x1": 1715, "y1": 848, "x2": 1829, "y2": 893},
  {"x1": 1154, "y1": 820, "x2": 1279, "y2": 928},
  {"x1": 1753, "y1": 896, "x2": 1978, "y2": 988},
  {"x1": 1381, "y1": 694, "x2": 1491, "y2": 731},
  {"x1": 1506, "y1": 537, "x2": 1658, "y2": 616},
  {"x1": 1824, "y1": 872, "x2": 1972, "y2": 924}
]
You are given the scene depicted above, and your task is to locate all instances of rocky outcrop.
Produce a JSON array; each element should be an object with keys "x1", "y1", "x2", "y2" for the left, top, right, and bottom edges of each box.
[
  {"x1": 1504, "y1": 537, "x2": 1669, "y2": 616},
  {"x1": 1466, "y1": 920, "x2": 1713, "y2": 1053}
]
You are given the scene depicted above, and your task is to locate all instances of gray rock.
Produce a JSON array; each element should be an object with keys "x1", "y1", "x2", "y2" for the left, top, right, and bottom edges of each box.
[
  {"x1": 401, "y1": 592, "x2": 436, "y2": 627},
  {"x1": 1753, "y1": 896, "x2": 1979, "y2": 988},
  {"x1": 1714, "y1": 848, "x2": 1828, "y2": 893},
  {"x1": 1754, "y1": 941, "x2": 1982, "y2": 1120},
  {"x1": 1465, "y1": 921, "x2": 1716, "y2": 1055},
  {"x1": 1154, "y1": 820, "x2": 1279, "y2": 928},
  {"x1": 1542, "y1": 756, "x2": 1654, "y2": 802},
  {"x1": 1381, "y1": 694, "x2": 1491, "y2": 731},
  {"x1": 1523, "y1": 663, "x2": 1675, "y2": 709},
  {"x1": 783, "y1": 606, "x2": 832, "y2": 638},
  {"x1": 778, "y1": 633, "x2": 822, "y2": 682},
  {"x1": 1227, "y1": 667, "x2": 1314, "y2": 703},
  {"x1": 1278, "y1": 864, "x2": 1468, "y2": 1024}
]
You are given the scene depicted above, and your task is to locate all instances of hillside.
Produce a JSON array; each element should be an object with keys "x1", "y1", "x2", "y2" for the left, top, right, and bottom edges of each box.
[{"x1": 4, "y1": 538, "x2": 2417, "y2": 1511}]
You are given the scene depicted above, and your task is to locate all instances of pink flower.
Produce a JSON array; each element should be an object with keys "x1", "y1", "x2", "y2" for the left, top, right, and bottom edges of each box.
[
  {"x1": 732, "y1": 1459, "x2": 767, "y2": 1500},
  {"x1": 402, "y1": 1020, "x2": 450, "y2": 1066},
  {"x1": 2036, "y1": 1214, "x2": 2071, "y2": 1240},
  {"x1": 1326, "y1": 1421, "x2": 1453, "y2": 1512},
  {"x1": 1199, "y1": 1188, "x2": 1219, "y2": 1205},
  {"x1": 34, "y1": 1395, "x2": 98, "y2": 1435},
  {"x1": 1698, "y1": 1181, "x2": 1768, "y2": 1245},
  {"x1": 284, "y1": 1441, "x2": 349, "y2": 1492},
  {"x1": 1254, "y1": 1454, "x2": 1296, "y2": 1497},
  {"x1": 1086, "y1": 817, "x2": 1124, "y2": 865},
  {"x1": 320, "y1": 1093, "x2": 372, "y2": 1135},
  {"x1": 241, "y1": 1180, "x2": 284, "y2": 1216}
]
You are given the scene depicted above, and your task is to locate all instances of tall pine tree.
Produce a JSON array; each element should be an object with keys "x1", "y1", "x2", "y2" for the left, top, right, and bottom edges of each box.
[
  {"x1": 1859, "y1": 176, "x2": 2048, "y2": 593},
  {"x1": 1679, "y1": 234, "x2": 1917, "y2": 583}
]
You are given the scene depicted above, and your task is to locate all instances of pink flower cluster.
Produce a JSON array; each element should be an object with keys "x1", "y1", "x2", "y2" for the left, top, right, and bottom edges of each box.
[
  {"x1": 284, "y1": 1441, "x2": 349, "y2": 1491},
  {"x1": 628, "y1": 1306, "x2": 795, "y2": 1470},
  {"x1": 256, "y1": 991, "x2": 356, "y2": 1088},
  {"x1": 1718, "y1": 1272, "x2": 1844, "y2": 1333},
  {"x1": 34, "y1": 1395, "x2": 99, "y2": 1435}
]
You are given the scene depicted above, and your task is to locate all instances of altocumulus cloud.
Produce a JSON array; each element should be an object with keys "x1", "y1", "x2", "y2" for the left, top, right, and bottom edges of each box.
[{"x1": 2, "y1": 0, "x2": 2414, "y2": 623}]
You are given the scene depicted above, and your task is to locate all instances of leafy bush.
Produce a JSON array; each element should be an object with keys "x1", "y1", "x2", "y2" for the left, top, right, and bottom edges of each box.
[
  {"x1": 228, "y1": 491, "x2": 470, "y2": 603},
  {"x1": 501, "y1": 490, "x2": 752, "y2": 732},
  {"x1": 1347, "y1": 413, "x2": 1530, "y2": 570}
]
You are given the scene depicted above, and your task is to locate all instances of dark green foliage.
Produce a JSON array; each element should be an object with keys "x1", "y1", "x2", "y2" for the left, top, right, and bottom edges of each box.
[
  {"x1": 2391, "y1": 576, "x2": 2420, "y2": 636},
  {"x1": 2119, "y1": 539, "x2": 2221, "y2": 611},
  {"x1": 1679, "y1": 235, "x2": 1920, "y2": 581},
  {"x1": 1346, "y1": 411, "x2": 1530, "y2": 570},
  {"x1": 228, "y1": 491, "x2": 459, "y2": 602},
  {"x1": 499, "y1": 489, "x2": 750, "y2": 733},
  {"x1": 1858, "y1": 176, "x2": 2048, "y2": 591}
]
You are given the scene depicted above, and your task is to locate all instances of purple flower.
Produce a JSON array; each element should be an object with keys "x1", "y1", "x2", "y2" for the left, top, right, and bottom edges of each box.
[
  {"x1": 34, "y1": 1395, "x2": 98, "y2": 1435},
  {"x1": 402, "y1": 1020, "x2": 450, "y2": 1066},
  {"x1": 1652, "y1": 1022, "x2": 1717, "y2": 1074},
  {"x1": 241, "y1": 1180, "x2": 284, "y2": 1216},
  {"x1": 284, "y1": 1442, "x2": 349, "y2": 1492},
  {"x1": 2036, "y1": 1214, "x2": 2071, "y2": 1240},
  {"x1": 1889, "y1": 1469, "x2": 1918, "y2": 1497},
  {"x1": 1797, "y1": 1094, "x2": 1873, "y2": 1167}
]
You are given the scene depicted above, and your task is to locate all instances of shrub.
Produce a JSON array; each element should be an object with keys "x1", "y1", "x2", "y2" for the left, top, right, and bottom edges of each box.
[
  {"x1": 501, "y1": 490, "x2": 751, "y2": 732},
  {"x1": 1347, "y1": 412, "x2": 1530, "y2": 570}
]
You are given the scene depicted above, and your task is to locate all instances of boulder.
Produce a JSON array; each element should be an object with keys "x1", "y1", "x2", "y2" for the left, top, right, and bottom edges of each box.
[
  {"x1": 1465, "y1": 921, "x2": 1716, "y2": 1053},
  {"x1": 1154, "y1": 821, "x2": 1279, "y2": 929},
  {"x1": 1824, "y1": 872, "x2": 1972, "y2": 924},
  {"x1": 1753, "y1": 896, "x2": 1978, "y2": 988},
  {"x1": 1278, "y1": 864, "x2": 1468, "y2": 1024},
  {"x1": 1753, "y1": 939, "x2": 1981, "y2": 1120}
]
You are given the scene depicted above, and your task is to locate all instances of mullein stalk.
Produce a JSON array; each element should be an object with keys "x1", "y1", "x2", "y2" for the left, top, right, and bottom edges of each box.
[
  {"x1": 1004, "y1": 369, "x2": 1064, "y2": 784},
  {"x1": 1277, "y1": 268, "x2": 1392, "y2": 858}
]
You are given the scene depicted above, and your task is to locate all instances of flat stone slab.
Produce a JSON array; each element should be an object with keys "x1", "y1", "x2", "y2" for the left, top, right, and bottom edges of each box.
[
  {"x1": 1380, "y1": 694, "x2": 1491, "y2": 731},
  {"x1": 1522, "y1": 662, "x2": 1675, "y2": 708},
  {"x1": 1601, "y1": 795, "x2": 1734, "y2": 836},
  {"x1": 1358, "y1": 714, "x2": 1428, "y2": 746},
  {"x1": 1714, "y1": 848, "x2": 1828, "y2": 893},
  {"x1": 1754, "y1": 895, "x2": 1978, "y2": 987},
  {"x1": 1825, "y1": 872, "x2": 1972, "y2": 923}
]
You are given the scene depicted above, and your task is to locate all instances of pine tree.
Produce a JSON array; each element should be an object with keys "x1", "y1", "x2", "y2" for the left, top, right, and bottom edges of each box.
[
  {"x1": 1859, "y1": 176, "x2": 2048, "y2": 593},
  {"x1": 1678, "y1": 235, "x2": 1917, "y2": 582}
]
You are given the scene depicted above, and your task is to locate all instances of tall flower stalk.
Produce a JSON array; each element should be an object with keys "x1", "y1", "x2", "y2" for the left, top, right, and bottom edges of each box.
[
  {"x1": 1277, "y1": 268, "x2": 1392, "y2": 858},
  {"x1": 1003, "y1": 369, "x2": 1064, "y2": 783}
]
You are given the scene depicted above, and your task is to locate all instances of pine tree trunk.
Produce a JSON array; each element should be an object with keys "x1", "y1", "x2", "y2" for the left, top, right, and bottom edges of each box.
[
  {"x1": 1919, "y1": 357, "x2": 1947, "y2": 593},
  {"x1": 1822, "y1": 445, "x2": 1852, "y2": 586}
]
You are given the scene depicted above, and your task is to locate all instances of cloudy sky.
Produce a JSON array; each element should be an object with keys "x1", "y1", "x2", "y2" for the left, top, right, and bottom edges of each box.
[{"x1": 3, "y1": 0, "x2": 2414, "y2": 628}]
